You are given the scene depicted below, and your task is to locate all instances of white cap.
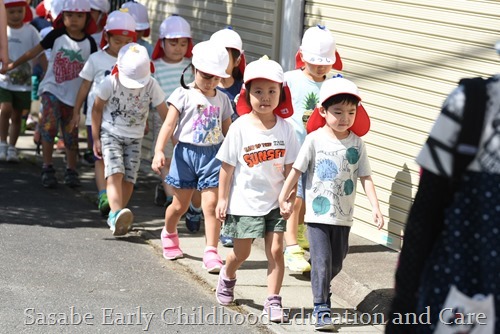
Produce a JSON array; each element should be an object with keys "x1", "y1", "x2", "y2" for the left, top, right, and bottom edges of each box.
[
  {"x1": 191, "y1": 40, "x2": 230, "y2": 78},
  {"x1": 105, "y1": 9, "x2": 136, "y2": 33},
  {"x1": 243, "y1": 56, "x2": 283, "y2": 84},
  {"x1": 319, "y1": 77, "x2": 361, "y2": 105},
  {"x1": 159, "y1": 15, "x2": 191, "y2": 39},
  {"x1": 121, "y1": 1, "x2": 149, "y2": 30},
  {"x1": 45, "y1": 0, "x2": 64, "y2": 19},
  {"x1": 89, "y1": 0, "x2": 109, "y2": 13},
  {"x1": 116, "y1": 43, "x2": 151, "y2": 89},
  {"x1": 62, "y1": 0, "x2": 91, "y2": 12},
  {"x1": 210, "y1": 27, "x2": 243, "y2": 52},
  {"x1": 300, "y1": 24, "x2": 336, "y2": 65}
]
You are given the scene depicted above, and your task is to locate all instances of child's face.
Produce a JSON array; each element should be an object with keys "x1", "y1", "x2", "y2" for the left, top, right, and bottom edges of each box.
[
  {"x1": 162, "y1": 38, "x2": 189, "y2": 63},
  {"x1": 106, "y1": 34, "x2": 134, "y2": 57},
  {"x1": 302, "y1": 61, "x2": 333, "y2": 82},
  {"x1": 320, "y1": 100, "x2": 357, "y2": 136},
  {"x1": 194, "y1": 70, "x2": 221, "y2": 95},
  {"x1": 248, "y1": 79, "x2": 281, "y2": 115},
  {"x1": 63, "y1": 11, "x2": 87, "y2": 34},
  {"x1": 136, "y1": 30, "x2": 146, "y2": 39},
  {"x1": 6, "y1": 6, "x2": 25, "y2": 28}
]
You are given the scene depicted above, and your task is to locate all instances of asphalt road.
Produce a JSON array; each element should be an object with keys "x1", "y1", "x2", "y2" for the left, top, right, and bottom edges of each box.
[{"x1": 0, "y1": 159, "x2": 270, "y2": 334}]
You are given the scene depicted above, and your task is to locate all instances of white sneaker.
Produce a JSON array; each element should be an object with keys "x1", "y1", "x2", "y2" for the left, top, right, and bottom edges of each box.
[
  {"x1": 6, "y1": 146, "x2": 19, "y2": 163},
  {"x1": 0, "y1": 142, "x2": 7, "y2": 161}
]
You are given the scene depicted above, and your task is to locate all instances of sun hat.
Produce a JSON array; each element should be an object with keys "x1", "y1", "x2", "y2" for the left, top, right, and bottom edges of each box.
[
  {"x1": 151, "y1": 15, "x2": 193, "y2": 60},
  {"x1": 191, "y1": 40, "x2": 230, "y2": 78},
  {"x1": 295, "y1": 24, "x2": 343, "y2": 71},
  {"x1": 210, "y1": 26, "x2": 246, "y2": 75},
  {"x1": 121, "y1": 1, "x2": 150, "y2": 36},
  {"x1": 243, "y1": 56, "x2": 283, "y2": 84},
  {"x1": 62, "y1": 0, "x2": 91, "y2": 12},
  {"x1": 4, "y1": 0, "x2": 33, "y2": 22},
  {"x1": 52, "y1": 0, "x2": 98, "y2": 34},
  {"x1": 100, "y1": 9, "x2": 137, "y2": 48},
  {"x1": 44, "y1": 0, "x2": 63, "y2": 21},
  {"x1": 236, "y1": 56, "x2": 294, "y2": 118},
  {"x1": 89, "y1": 0, "x2": 109, "y2": 13},
  {"x1": 306, "y1": 76, "x2": 370, "y2": 136},
  {"x1": 112, "y1": 43, "x2": 154, "y2": 89},
  {"x1": 36, "y1": 1, "x2": 47, "y2": 17}
]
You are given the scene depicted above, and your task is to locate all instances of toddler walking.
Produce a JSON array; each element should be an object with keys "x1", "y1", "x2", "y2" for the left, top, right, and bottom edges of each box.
[{"x1": 151, "y1": 40, "x2": 233, "y2": 273}]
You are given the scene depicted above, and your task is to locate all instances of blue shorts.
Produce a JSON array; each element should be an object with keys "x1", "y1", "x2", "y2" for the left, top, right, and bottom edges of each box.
[
  {"x1": 166, "y1": 142, "x2": 222, "y2": 191},
  {"x1": 297, "y1": 171, "x2": 307, "y2": 199}
]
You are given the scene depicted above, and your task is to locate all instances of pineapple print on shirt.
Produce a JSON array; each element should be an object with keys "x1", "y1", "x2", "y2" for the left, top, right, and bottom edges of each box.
[
  {"x1": 53, "y1": 47, "x2": 85, "y2": 83},
  {"x1": 302, "y1": 91, "x2": 319, "y2": 128}
]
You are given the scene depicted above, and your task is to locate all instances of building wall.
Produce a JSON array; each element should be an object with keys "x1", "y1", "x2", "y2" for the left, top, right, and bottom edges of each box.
[{"x1": 303, "y1": 0, "x2": 500, "y2": 250}]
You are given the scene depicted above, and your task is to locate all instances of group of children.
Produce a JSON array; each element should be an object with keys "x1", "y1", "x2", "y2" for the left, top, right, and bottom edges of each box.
[{"x1": 0, "y1": 0, "x2": 385, "y2": 330}]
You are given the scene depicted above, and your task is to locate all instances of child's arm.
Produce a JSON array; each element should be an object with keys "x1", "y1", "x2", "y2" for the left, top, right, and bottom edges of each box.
[
  {"x1": 154, "y1": 101, "x2": 168, "y2": 122},
  {"x1": 34, "y1": 52, "x2": 48, "y2": 79},
  {"x1": 221, "y1": 117, "x2": 232, "y2": 137},
  {"x1": 279, "y1": 167, "x2": 301, "y2": 220},
  {"x1": 0, "y1": 1, "x2": 7, "y2": 72},
  {"x1": 91, "y1": 96, "x2": 106, "y2": 159},
  {"x1": 71, "y1": 79, "x2": 92, "y2": 130},
  {"x1": 216, "y1": 162, "x2": 235, "y2": 223},
  {"x1": 151, "y1": 104, "x2": 179, "y2": 174},
  {"x1": 1, "y1": 43, "x2": 44, "y2": 74},
  {"x1": 360, "y1": 175, "x2": 384, "y2": 230}
]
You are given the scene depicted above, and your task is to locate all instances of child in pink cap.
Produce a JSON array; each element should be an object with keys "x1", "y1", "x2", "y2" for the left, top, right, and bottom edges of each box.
[
  {"x1": 92, "y1": 43, "x2": 168, "y2": 236},
  {"x1": 151, "y1": 40, "x2": 233, "y2": 274},
  {"x1": 72, "y1": 9, "x2": 137, "y2": 217},
  {"x1": 150, "y1": 14, "x2": 194, "y2": 211},
  {"x1": 0, "y1": 0, "x2": 45, "y2": 162},
  {"x1": 2, "y1": 0, "x2": 98, "y2": 188},
  {"x1": 214, "y1": 57, "x2": 299, "y2": 323}
]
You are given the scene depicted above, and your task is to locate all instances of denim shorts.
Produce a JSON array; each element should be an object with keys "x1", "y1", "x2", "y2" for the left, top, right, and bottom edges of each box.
[
  {"x1": 222, "y1": 208, "x2": 286, "y2": 239},
  {"x1": 166, "y1": 142, "x2": 222, "y2": 191},
  {"x1": 101, "y1": 129, "x2": 142, "y2": 183},
  {"x1": 297, "y1": 171, "x2": 307, "y2": 199}
]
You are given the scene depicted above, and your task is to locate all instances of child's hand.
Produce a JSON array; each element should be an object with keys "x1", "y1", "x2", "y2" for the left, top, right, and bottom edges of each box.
[
  {"x1": 151, "y1": 152, "x2": 165, "y2": 175},
  {"x1": 93, "y1": 139, "x2": 102, "y2": 159},
  {"x1": 69, "y1": 113, "x2": 80, "y2": 130},
  {"x1": 279, "y1": 198, "x2": 294, "y2": 220},
  {"x1": 215, "y1": 199, "x2": 228, "y2": 223},
  {"x1": 144, "y1": 121, "x2": 149, "y2": 135},
  {"x1": 373, "y1": 209, "x2": 384, "y2": 230}
]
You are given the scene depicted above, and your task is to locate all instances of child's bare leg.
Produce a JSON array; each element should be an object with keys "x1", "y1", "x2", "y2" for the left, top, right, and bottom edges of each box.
[
  {"x1": 106, "y1": 173, "x2": 124, "y2": 212},
  {"x1": 165, "y1": 188, "x2": 194, "y2": 233},
  {"x1": 201, "y1": 188, "x2": 219, "y2": 248},
  {"x1": 8, "y1": 108, "x2": 21, "y2": 146},
  {"x1": 121, "y1": 180, "x2": 134, "y2": 208},
  {"x1": 224, "y1": 239, "x2": 253, "y2": 279},
  {"x1": 265, "y1": 231, "x2": 285, "y2": 295}
]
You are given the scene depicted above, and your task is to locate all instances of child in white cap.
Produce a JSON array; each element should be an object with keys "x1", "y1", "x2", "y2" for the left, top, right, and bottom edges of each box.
[
  {"x1": 214, "y1": 57, "x2": 299, "y2": 323},
  {"x1": 283, "y1": 24, "x2": 343, "y2": 274},
  {"x1": 92, "y1": 42, "x2": 168, "y2": 236},
  {"x1": 120, "y1": 1, "x2": 152, "y2": 56},
  {"x1": 88, "y1": 0, "x2": 110, "y2": 46},
  {"x1": 151, "y1": 40, "x2": 233, "y2": 274},
  {"x1": 150, "y1": 14, "x2": 194, "y2": 210},
  {"x1": 2, "y1": 0, "x2": 99, "y2": 188},
  {"x1": 72, "y1": 9, "x2": 137, "y2": 217},
  {"x1": 279, "y1": 77, "x2": 383, "y2": 331}
]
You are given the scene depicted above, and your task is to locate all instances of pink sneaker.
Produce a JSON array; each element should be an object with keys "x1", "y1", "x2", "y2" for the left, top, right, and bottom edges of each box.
[
  {"x1": 215, "y1": 266, "x2": 236, "y2": 306},
  {"x1": 263, "y1": 295, "x2": 289, "y2": 323},
  {"x1": 161, "y1": 228, "x2": 183, "y2": 260},
  {"x1": 202, "y1": 248, "x2": 223, "y2": 273}
]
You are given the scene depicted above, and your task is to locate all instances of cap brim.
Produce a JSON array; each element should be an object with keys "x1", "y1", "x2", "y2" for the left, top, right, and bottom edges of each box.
[
  {"x1": 306, "y1": 104, "x2": 370, "y2": 136},
  {"x1": 118, "y1": 73, "x2": 150, "y2": 89}
]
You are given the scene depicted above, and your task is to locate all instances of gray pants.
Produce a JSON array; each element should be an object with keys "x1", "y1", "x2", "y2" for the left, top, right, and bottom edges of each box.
[{"x1": 308, "y1": 223, "x2": 350, "y2": 305}]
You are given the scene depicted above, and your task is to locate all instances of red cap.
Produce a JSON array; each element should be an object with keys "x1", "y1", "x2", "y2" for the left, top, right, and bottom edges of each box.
[{"x1": 295, "y1": 50, "x2": 343, "y2": 71}]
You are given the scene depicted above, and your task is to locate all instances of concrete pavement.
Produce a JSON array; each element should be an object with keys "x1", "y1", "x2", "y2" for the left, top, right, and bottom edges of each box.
[{"x1": 13, "y1": 126, "x2": 398, "y2": 333}]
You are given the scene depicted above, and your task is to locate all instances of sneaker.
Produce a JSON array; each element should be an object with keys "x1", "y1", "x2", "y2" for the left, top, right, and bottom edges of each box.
[
  {"x1": 154, "y1": 182, "x2": 167, "y2": 206},
  {"x1": 215, "y1": 266, "x2": 236, "y2": 305},
  {"x1": 297, "y1": 224, "x2": 310, "y2": 249},
  {"x1": 313, "y1": 304, "x2": 335, "y2": 331},
  {"x1": 185, "y1": 205, "x2": 202, "y2": 233},
  {"x1": 0, "y1": 142, "x2": 7, "y2": 161},
  {"x1": 160, "y1": 227, "x2": 183, "y2": 260},
  {"x1": 41, "y1": 166, "x2": 57, "y2": 188},
  {"x1": 98, "y1": 193, "x2": 110, "y2": 217},
  {"x1": 108, "y1": 208, "x2": 133, "y2": 236},
  {"x1": 263, "y1": 295, "x2": 289, "y2": 323},
  {"x1": 202, "y1": 248, "x2": 223, "y2": 273},
  {"x1": 81, "y1": 150, "x2": 95, "y2": 167},
  {"x1": 6, "y1": 146, "x2": 19, "y2": 163},
  {"x1": 220, "y1": 234, "x2": 234, "y2": 248},
  {"x1": 64, "y1": 169, "x2": 81, "y2": 188},
  {"x1": 285, "y1": 245, "x2": 311, "y2": 272}
]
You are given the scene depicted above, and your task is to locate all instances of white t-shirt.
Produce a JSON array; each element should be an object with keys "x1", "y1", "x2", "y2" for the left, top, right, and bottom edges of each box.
[
  {"x1": 0, "y1": 24, "x2": 41, "y2": 91},
  {"x1": 294, "y1": 128, "x2": 372, "y2": 226},
  {"x1": 39, "y1": 28, "x2": 97, "y2": 106},
  {"x1": 167, "y1": 85, "x2": 233, "y2": 146},
  {"x1": 79, "y1": 50, "x2": 116, "y2": 126},
  {"x1": 216, "y1": 114, "x2": 300, "y2": 216},
  {"x1": 96, "y1": 75, "x2": 166, "y2": 138},
  {"x1": 417, "y1": 76, "x2": 500, "y2": 176}
]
